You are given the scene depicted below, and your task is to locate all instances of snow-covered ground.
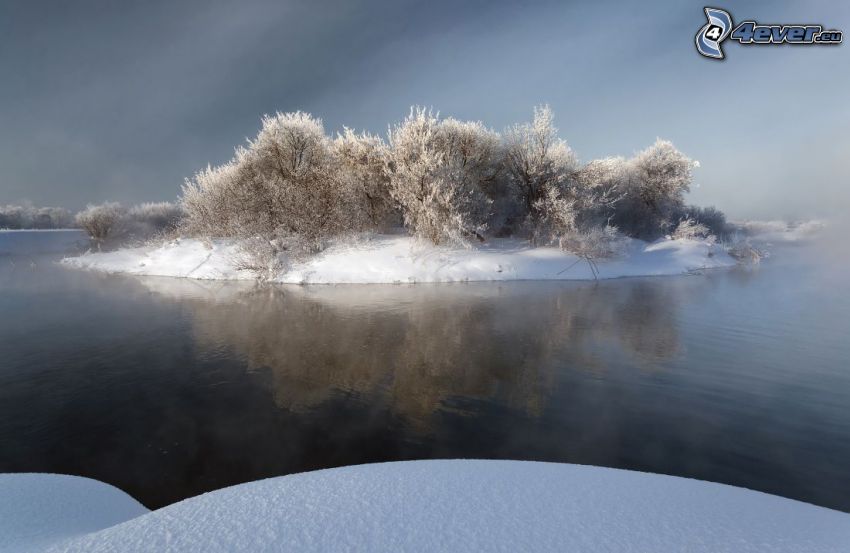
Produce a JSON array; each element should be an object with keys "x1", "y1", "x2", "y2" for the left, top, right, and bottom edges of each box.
[
  {"x1": 60, "y1": 235, "x2": 735, "y2": 284},
  {"x1": 2, "y1": 461, "x2": 849, "y2": 553}
]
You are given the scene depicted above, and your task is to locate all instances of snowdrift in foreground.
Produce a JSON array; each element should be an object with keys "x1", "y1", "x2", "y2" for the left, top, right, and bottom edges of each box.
[
  {"x1": 0, "y1": 473, "x2": 146, "y2": 553},
  {"x1": 61, "y1": 235, "x2": 734, "y2": 284},
  {"x1": 3, "y1": 461, "x2": 849, "y2": 553}
]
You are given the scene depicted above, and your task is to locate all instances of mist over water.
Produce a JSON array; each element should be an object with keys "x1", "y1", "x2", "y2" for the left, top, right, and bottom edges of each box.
[{"x1": 1, "y1": 231, "x2": 849, "y2": 511}]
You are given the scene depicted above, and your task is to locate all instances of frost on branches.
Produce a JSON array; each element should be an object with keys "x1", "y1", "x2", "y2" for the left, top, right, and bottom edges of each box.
[
  {"x1": 0, "y1": 204, "x2": 72, "y2": 229},
  {"x1": 175, "y1": 105, "x2": 724, "y2": 263},
  {"x1": 386, "y1": 108, "x2": 498, "y2": 245}
]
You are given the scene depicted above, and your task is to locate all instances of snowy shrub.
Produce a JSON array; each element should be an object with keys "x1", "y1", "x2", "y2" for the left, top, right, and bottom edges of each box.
[
  {"x1": 0, "y1": 204, "x2": 72, "y2": 229},
  {"x1": 128, "y1": 202, "x2": 183, "y2": 233},
  {"x1": 181, "y1": 158, "x2": 251, "y2": 237},
  {"x1": 556, "y1": 225, "x2": 628, "y2": 279},
  {"x1": 386, "y1": 108, "x2": 498, "y2": 245},
  {"x1": 182, "y1": 112, "x2": 367, "y2": 252},
  {"x1": 75, "y1": 202, "x2": 127, "y2": 244},
  {"x1": 331, "y1": 128, "x2": 398, "y2": 230},
  {"x1": 609, "y1": 140, "x2": 696, "y2": 240},
  {"x1": 573, "y1": 157, "x2": 626, "y2": 219},
  {"x1": 245, "y1": 111, "x2": 354, "y2": 249},
  {"x1": 672, "y1": 218, "x2": 711, "y2": 241},
  {"x1": 0, "y1": 205, "x2": 25, "y2": 229},
  {"x1": 532, "y1": 183, "x2": 627, "y2": 275},
  {"x1": 725, "y1": 238, "x2": 766, "y2": 264},
  {"x1": 232, "y1": 236, "x2": 285, "y2": 280},
  {"x1": 560, "y1": 225, "x2": 628, "y2": 259},
  {"x1": 680, "y1": 205, "x2": 728, "y2": 238},
  {"x1": 176, "y1": 105, "x2": 725, "y2": 256},
  {"x1": 531, "y1": 185, "x2": 578, "y2": 244},
  {"x1": 502, "y1": 105, "x2": 578, "y2": 232}
]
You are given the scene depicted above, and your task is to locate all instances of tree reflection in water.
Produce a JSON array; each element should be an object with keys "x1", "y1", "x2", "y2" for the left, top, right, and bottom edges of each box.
[{"x1": 138, "y1": 278, "x2": 688, "y2": 430}]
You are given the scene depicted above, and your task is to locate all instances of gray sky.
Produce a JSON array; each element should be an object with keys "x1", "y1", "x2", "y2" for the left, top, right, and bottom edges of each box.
[{"x1": 1, "y1": 0, "x2": 847, "y2": 218}]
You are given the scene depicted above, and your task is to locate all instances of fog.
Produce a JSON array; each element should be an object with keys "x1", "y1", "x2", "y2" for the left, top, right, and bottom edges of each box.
[{"x1": 1, "y1": 0, "x2": 847, "y2": 218}]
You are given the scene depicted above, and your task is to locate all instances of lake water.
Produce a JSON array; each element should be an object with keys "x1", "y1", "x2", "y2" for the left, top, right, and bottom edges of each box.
[{"x1": 1, "y1": 230, "x2": 849, "y2": 511}]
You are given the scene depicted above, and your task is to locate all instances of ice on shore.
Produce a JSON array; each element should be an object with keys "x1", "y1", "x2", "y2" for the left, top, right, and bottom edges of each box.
[
  {"x1": 2, "y1": 460, "x2": 849, "y2": 552},
  {"x1": 61, "y1": 234, "x2": 735, "y2": 284}
]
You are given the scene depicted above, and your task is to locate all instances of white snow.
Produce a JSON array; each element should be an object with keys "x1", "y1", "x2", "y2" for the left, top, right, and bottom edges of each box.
[
  {"x1": 3, "y1": 461, "x2": 849, "y2": 552},
  {"x1": 0, "y1": 473, "x2": 147, "y2": 553},
  {"x1": 61, "y1": 234, "x2": 735, "y2": 284}
]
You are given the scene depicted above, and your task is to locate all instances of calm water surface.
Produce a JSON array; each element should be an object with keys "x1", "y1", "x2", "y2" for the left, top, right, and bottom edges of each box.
[{"x1": 1, "y1": 230, "x2": 849, "y2": 510}]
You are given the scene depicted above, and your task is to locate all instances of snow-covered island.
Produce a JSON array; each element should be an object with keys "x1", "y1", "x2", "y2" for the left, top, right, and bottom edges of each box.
[
  {"x1": 3, "y1": 460, "x2": 849, "y2": 553},
  {"x1": 57, "y1": 106, "x2": 765, "y2": 285},
  {"x1": 61, "y1": 234, "x2": 734, "y2": 284}
]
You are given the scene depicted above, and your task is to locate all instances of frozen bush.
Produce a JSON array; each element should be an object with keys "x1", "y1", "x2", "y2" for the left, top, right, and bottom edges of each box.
[
  {"x1": 502, "y1": 105, "x2": 578, "y2": 231},
  {"x1": 247, "y1": 111, "x2": 353, "y2": 249},
  {"x1": 181, "y1": 158, "x2": 252, "y2": 237},
  {"x1": 531, "y1": 185, "x2": 577, "y2": 245},
  {"x1": 725, "y1": 238, "x2": 766, "y2": 264},
  {"x1": 611, "y1": 140, "x2": 696, "y2": 239},
  {"x1": 127, "y1": 201, "x2": 183, "y2": 237},
  {"x1": 232, "y1": 236, "x2": 285, "y2": 280},
  {"x1": 560, "y1": 225, "x2": 628, "y2": 259},
  {"x1": 177, "y1": 105, "x2": 725, "y2": 254},
  {"x1": 0, "y1": 204, "x2": 72, "y2": 229},
  {"x1": 332, "y1": 128, "x2": 398, "y2": 230},
  {"x1": 680, "y1": 205, "x2": 728, "y2": 238},
  {"x1": 571, "y1": 156, "x2": 627, "y2": 231},
  {"x1": 533, "y1": 184, "x2": 627, "y2": 275},
  {"x1": 386, "y1": 108, "x2": 498, "y2": 245},
  {"x1": 672, "y1": 218, "x2": 711, "y2": 241},
  {"x1": 182, "y1": 112, "x2": 366, "y2": 252},
  {"x1": 75, "y1": 202, "x2": 127, "y2": 244}
]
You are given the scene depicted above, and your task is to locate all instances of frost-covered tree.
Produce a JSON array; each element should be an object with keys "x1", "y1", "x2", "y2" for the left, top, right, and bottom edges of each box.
[
  {"x1": 75, "y1": 202, "x2": 127, "y2": 244},
  {"x1": 178, "y1": 106, "x2": 723, "y2": 254},
  {"x1": 331, "y1": 128, "x2": 398, "y2": 230},
  {"x1": 671, "y1": 218, "x2": 711, "y2": 240},
  {"x1": 386, "y1": 108, "x2": 498, "y2": 245},
  {"x1": 611, "y1": 139, "x2": 696, "y2": 239},
  {"x1": 0, "y1": 204, "x2": 72, "y2": 229},
  {"x1": 680, "y1": 205, "x2": 728, "y2": 238},
  {"x1": 502, "y1": 105, "x2": 578, "y2": 230},
  {"x1": 182, "y1": 111, "x2": 367, "y2": 252},
  {"x1": 128, "y1": 201, "x2": 183, "y2": 233},
  {"x1": 181, "y1": 158, "x2": 250, "y2": 237}
]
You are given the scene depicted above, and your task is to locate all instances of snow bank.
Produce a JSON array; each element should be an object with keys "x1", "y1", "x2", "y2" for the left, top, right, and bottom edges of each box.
[
  {"x1": 61, "y1": 235, "x2": 734, "y2": 284},
  {"x1": 3, "y1": 461, "x2": 849, "y2": 553},
  {"x1": 0, "y1": 473, "x2": 147, "y2": 553}
]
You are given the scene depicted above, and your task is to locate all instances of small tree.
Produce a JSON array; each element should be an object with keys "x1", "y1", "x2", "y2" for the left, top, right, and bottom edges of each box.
[
  {"x1": 502, "y1": 105, "x2": 578, "y2": 230},
  {"x1": 611, "y1": 139, "x2": 696, "y2": 239},
  {"x1": 128, "y1": 202, "x2": 183, "y2": 234},
  {"x1": 182, "y1": 111, "x2": 366, "y2": 252},
  {"x1": 680, "y1": 205, "x2": 728, "y2": 238},
  {"x1": 386, "y1": 108, "x2": 498, "y2": 245},
  {"x1": 182, "y1": 158, "x2": 251, "y2": 237},
  {"x1": 75, "y1": 202, "x2": 127, "y2": 246},
  {"x1": 672, "y1": 218, "x2": 711, "y2": 240},
  {"x1": 331, "y1": 128, "x2": 397, "y2": 230}
]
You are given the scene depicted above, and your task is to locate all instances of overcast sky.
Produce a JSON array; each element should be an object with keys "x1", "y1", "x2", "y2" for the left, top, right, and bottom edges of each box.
[{"x1": 1, "y1": 0, "x2": 847, "y2": 218}]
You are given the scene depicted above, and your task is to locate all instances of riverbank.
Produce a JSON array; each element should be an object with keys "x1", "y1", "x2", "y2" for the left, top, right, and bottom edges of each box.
[{"x1": 60, "y1": 234, "x2": 735, "y2": 284}]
